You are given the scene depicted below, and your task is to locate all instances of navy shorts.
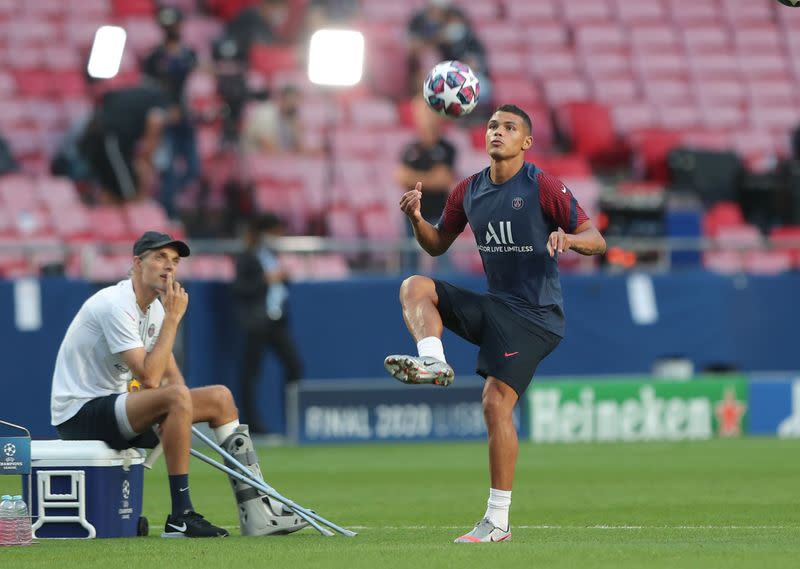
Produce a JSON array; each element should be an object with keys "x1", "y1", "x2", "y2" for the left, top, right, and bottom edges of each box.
[
  {"x1": 434, "y1": 279, "x2": 562, "y2": 398},
  {"x1": 56, "y1": 393, "x2": 160, "y2": 450}
]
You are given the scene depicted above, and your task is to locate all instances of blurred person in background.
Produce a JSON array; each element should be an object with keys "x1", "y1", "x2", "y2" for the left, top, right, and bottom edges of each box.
[
  {"x1": 435, "y1": 8, "x2": 491, "y2": 119},
  {"x1": 142, "y1": 5, "x2": 200, "y2": 220},
  {"x1": 79, "y1": 80, "x2": 170, "y2": 204},
  {"x1": 240, "y1": 84, "x2": 304, "y2": 154},
  {"x1": 395, "y1": 96, "x2": 457, "y2": 269},
  {"x1": 232, "y1": 213, "x2": 303, "y2": 434},
  {"x1": 211, "y1": 36, "x2": 251, "y2": 145},
  {"x1": 406, "y1": 0, "x2": 464, "y2": 96},
  {"x1": 0, "y1": 129, "x2": 19, "y2": 175},
  {"x1": 224, "y1": 0, "x2": 292, "y2": 58}
]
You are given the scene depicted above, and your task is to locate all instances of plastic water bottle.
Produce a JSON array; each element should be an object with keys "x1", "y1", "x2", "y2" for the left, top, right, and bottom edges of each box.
[
  {"x1": 12, "y1": 496, "x2": 31, "y2": 545},
  {"x1": 0, "y1": 495, "x2": 14, "y2": 546}
]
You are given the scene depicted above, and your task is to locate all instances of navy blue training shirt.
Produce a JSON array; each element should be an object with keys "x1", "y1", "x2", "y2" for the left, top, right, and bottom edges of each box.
[{"x1": 437, "y1": 162, "x2": 589, "y2": 337}]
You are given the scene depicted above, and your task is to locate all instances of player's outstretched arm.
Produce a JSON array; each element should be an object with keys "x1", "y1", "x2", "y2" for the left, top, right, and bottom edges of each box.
[
  {"x1": 547, "y1": 221, "x2": 607, "y2": 257},
  {"x1": 401, "y1": 182, "x2": 459, "y2": 256}
]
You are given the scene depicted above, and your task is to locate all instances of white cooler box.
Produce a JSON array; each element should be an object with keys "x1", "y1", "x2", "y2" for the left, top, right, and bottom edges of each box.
[{"x1": 22, "y1": 440, "x2": 146, "y2": 538}]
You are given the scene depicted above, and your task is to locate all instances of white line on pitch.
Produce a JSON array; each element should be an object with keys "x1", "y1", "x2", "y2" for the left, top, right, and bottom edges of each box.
[{"x1": 344, "y1": 525, "x2": 799, "y2": 530}]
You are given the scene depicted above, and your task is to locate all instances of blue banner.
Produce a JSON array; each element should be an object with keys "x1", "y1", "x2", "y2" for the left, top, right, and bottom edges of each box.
[
  {"x1": 289, "y1": 377, "x2": 520, "y2": 444},
  {"x1": 748, "y1": 376, "x2": 800, "y2": 436},
  {"x1": 0, "y1": 436, "x2": 31, "y2": 475}
]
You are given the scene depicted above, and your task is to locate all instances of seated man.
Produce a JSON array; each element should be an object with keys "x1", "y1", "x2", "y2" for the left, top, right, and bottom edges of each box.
[{"x1": 50, "y1": 231, "x2": 305, "y2": 538}]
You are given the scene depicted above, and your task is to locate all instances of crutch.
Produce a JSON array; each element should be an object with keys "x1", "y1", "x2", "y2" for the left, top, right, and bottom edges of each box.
[{"x1": 190, "y1": 426, "x2": 357, "y2": 537}]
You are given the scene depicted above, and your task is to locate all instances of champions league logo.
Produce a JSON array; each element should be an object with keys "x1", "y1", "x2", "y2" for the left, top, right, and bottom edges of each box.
[{"x1": 3, "y1": 443, "x2": 15, "y2": 457}]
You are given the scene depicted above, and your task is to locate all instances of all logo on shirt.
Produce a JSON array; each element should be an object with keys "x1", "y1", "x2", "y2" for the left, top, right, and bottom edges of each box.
[{"x1": 478, "y1": 221, "x2": 534, "y2": 253}]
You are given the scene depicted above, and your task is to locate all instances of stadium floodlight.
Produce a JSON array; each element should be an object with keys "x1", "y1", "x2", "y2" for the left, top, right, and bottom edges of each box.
[
  {"x1": 87, "y1": 26, "x2": 127, "y2": 79},
  {"x1": 308, "y1": 29, "x2": 364, "y2": 87}
]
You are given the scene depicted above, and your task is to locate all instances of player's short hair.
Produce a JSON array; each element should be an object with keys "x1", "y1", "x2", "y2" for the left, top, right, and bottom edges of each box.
[{"x1": 494, "y1": 104, "x2": 532, "y2": 134}]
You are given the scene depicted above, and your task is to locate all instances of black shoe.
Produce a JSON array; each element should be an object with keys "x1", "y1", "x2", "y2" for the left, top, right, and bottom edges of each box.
[{"x1": 161, "y1": 511, "x2": 229, "y2": 538}]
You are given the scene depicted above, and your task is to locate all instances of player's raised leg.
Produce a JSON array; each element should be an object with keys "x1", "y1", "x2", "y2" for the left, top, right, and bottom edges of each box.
[
  {"x1": 454, "y1": 377, "x2": 516, "y2": 543},
  {"x1": 384, "y1": 275, "x2": 454, "y2": 386}
]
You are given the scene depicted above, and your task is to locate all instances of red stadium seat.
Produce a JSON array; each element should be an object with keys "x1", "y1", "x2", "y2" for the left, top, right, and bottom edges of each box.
[
  {"x1": 698, "y1": 105, "x2": 745, "y2": 130},
  {"x1": 561, "y1": 0, "x2": 613, "y2": 23},
  {"x1": 656, "y1": 104, "x2": 700, "y2": 130},
  {"x1": 716, "y1": 224, "x2": 763, "y2": 249},
  {"x1": 693, "y1": 78, "x2": 746, "y2": 105},
  {"x1": 611, "y1": 102, "x2": 656, "y2": 134},
  {"x1": 738, "y1": 54, "x2": 791, "y2": 79},
  {"x1": 733, "y1": 26, "x2": 783, "y2": 54},
  {"x1": 486, "y1": 49, "x2": 526, "y2": 75},
  {"x1": 557, "y1": 102, "x2": 625, "y2": 165},
  {"x1": 681, "y1": 26, "x2": 731, "y2": 53},
  {"x1": 590, "y1": 77, "x2": 638, "y2": 103},
  {"x1": 325, "y1": 206, "x2": 360, "y2": 240},
  {"x1": 667, "y1": 0, "x2": 719, "y2": 25},
  {"x1": 460, "y1": 2, "x2": 499, "y2": 22},
  {"x1": 123, "y1": 201, "x2": 173, "y2": 236},
  {"x1": 722, "y1": 1, "x2": 773, "y2": 24},
  {"x1": 187, "y1": 255, "x2": 235, "y2": 282},
  {"x1": 502, "y1": 0, "x2": 558, "y2": 22},
  {"x1": 522, "y1": 22, "x2": 569, "y2": 50},
  {"x1": 629, "y1": 26, "x2": 680, "y2": 50},
  {"x1": 743, "y1": 250, "x2": 792, "y2": 275},
  {"x1": 582, "y1": 52, "x2": 632, "y2": 80},
  {"x1": 539, "y1": 154, "x2": 593, "y2": 178},
  {"x1": 87, "y1": 206, "x2": 134, "y2": 242},
  {"x1": 633, "y1": 52, "x2": 686, "y2": 79},
  {"x1": 347, "y1": 98, "x2": 398, "y2": 129},
  {"x1": 528, "y1": 49, "x2": 580, "y2": 79},
  {"x1": 112, "y1": 0, "x2": 154, "y2": 18},
  {"x1": 612, "y1": 0, "x2": 666, "y2": 23},
  {"x1": 476, "y1": 20, "x2": 531, "y2": 49},
  {"x1": 687, "y1": 54, "x2": 740, "y2": 79},
  {"x1": 628, "y1": 129, "x2": 682, "y2": 181},
  {"x1": 541, "y1": 77, "x2": 590, "y2": 106},
  {"x1": 249, "y1": 45, "x2": 298, "y2": 77},
  {"x1": 770, "y1": 226, "x2": 800, "y2": 269},
  {"x1": 703, "y1": 250, "x2": 743, "y2": 274},
  {"x1": 49, "y1": 204, "x2": 93, "y2": 242},
  {"x1": 703, "y1": 202, "x2": 744, "y2": 236},
  {"x1": 307, "y1": 254, "x2": 351, "y2": 280},
  {"x1": 574, "y1": 24, "x2": 628, "y2": 52},
  {"x1": 641, "y1": 78, "x2": 691, "y2": 103}
]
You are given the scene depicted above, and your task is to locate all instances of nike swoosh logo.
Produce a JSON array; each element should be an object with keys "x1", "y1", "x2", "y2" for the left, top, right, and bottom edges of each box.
[
  {"x1": 504, "y1": 352, "x2": 519, "y2": 358},
  {"x1": 167, "y1": 522, "x2": 187, "y2": 532},
  {"x1": 423, "y1": 361, "x2": 439, "y2": 367},
  {"x1": 179, "y1": 487, "x2": 189, "y2": 492}
]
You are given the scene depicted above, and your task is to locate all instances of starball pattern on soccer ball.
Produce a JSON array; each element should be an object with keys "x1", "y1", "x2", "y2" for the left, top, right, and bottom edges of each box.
[{"x1": 423, "y1": 60, "x2": 480, "y2": 118}]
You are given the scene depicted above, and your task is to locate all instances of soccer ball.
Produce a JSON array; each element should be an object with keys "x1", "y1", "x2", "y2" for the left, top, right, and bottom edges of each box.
[{"x1": 422, "y1": 60, "x2": 480, "y2": 118}]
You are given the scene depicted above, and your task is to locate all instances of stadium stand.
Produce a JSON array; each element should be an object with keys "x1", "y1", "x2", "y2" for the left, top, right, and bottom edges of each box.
[{"x1": 0, "y1": 0, "x2": 799, "y2": 280}]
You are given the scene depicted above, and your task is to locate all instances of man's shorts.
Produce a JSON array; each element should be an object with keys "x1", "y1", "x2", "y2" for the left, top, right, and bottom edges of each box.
[
  {"x1": 434, "y1": 279, "x2": 562, "y2": 398},
  {"x1": 55, "y1": 393, "x2": 160, "y2": 450}
]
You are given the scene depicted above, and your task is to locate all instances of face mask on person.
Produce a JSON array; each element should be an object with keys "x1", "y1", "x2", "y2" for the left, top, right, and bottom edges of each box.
[{"x1": 442, "y1": 22, "x2": 467, "y2": 43}]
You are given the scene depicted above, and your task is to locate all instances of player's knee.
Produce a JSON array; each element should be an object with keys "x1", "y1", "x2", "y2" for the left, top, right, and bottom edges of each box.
[
  {"x1": 167, "y1": 384, "x2": 193, "y2": 415},
  {"x1": 482, "y1": 385, "x2": 513, "y2": 422},
  {"x1": 399, "y1": 275, "x2": 433, "y2": 305},
  {"x1": 213, "y1": 385, "x2": 236, "y2": 413}
]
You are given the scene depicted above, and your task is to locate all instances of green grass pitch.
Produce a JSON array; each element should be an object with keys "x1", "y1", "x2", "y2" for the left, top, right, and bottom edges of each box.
[{"x1": 4, "y1": 438, "x2": 800, "y2": 568}]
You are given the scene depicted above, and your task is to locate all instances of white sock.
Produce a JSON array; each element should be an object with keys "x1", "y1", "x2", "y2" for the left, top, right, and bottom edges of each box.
[
  {"x1": 484, "y1": 488, "x2": 511, "y2": 530},
  {"x1": 417, "y1": 336, "x2": 446, "y2": 362},
  {"x1": 213, "y1": 420, "x2": 240, "y2": 444}
]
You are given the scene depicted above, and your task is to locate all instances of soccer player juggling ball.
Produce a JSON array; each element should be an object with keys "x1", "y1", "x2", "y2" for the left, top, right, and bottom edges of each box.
[{"x1": 385, "y1": 105, "x2": 607, "y2": 543}]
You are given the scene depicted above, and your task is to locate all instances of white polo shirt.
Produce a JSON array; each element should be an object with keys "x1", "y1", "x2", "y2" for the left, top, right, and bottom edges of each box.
[{"x1": 51, "y1": 279, "x2": 165, "y2": 426}]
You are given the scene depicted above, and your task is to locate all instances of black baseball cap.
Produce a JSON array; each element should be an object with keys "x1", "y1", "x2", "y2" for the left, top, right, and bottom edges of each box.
[{"x1": 133, "y1": 231, "x2": 190, "y2": 257}]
